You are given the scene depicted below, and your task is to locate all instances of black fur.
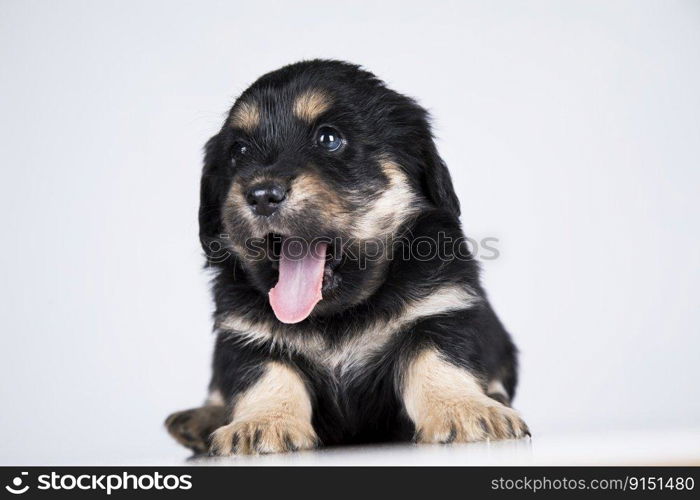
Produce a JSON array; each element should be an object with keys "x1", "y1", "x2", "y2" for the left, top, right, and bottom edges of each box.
[{"x1": 167, "y1": 60, "x2": 520, "y2": 452}]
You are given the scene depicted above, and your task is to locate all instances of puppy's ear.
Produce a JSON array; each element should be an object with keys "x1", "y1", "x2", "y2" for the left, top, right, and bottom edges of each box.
[
  {"x1": 421, "y1": 140, "x2": 461, "y2": 218},
  {"x1": 198, "y1": 133, "x2": 229, "y2": 256}
]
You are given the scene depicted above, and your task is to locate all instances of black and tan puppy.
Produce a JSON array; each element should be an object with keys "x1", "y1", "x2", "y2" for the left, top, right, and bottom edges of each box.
[{"x1": 165, "y1": 60, "x2": 529, "y2": 455}]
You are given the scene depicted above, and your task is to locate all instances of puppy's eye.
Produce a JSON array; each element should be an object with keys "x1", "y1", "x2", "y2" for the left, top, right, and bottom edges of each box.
[
  {"x1": 316, "y1": 126, "x2": 344, "y2": 152},
  {"x1": 231, "y1": 142, "x2": 248, "y2": 160}
]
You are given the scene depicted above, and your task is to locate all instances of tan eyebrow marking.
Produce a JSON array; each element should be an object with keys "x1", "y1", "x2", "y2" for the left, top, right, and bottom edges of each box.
[
  {"x1": 229, "y1": 101, "x2": 260, "y2": 132},
  {"x1": 293, "y1": 90, "x2": 331, "y2": 123}
]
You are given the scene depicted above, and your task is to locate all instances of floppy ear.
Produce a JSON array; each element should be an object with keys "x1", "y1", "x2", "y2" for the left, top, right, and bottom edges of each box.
[
  {"x1": 198, "y1": 132, "x2": 230, "y2": 256},
  {"x1": 421, "y1": 140, "x2": 461, "y2": 218}
]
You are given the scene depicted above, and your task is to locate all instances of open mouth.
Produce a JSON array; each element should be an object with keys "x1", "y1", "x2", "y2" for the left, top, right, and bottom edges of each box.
[{"x1": 265, "y1": 233, "x2": 343, "y2": 324}]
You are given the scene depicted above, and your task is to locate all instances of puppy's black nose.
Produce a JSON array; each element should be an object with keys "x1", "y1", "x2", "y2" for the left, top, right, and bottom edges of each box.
[{"x1": 245, "y1": 183, "x2": 287, "y2": 216}]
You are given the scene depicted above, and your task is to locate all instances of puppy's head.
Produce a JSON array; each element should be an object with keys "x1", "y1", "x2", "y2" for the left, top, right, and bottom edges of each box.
[{"x1": 200, "y1": 60, "x2": 459, "y2": 323}]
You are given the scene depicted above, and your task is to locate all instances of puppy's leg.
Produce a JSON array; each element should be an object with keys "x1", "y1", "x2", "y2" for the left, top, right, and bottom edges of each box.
[
  {"x1": 209, "y1": 362, "x2": 318, "y2": 456},
  {"x1": 401, "y1": 348, "x2": 529, "y2": 444},
  {"x1": 165, "y1": 402, "x2": 229, "y2": 454}
]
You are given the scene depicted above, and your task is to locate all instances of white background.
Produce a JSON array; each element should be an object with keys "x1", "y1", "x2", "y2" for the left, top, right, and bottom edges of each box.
[{"x1": 1, "y1": 0, "x2": 698, "y2": 465}]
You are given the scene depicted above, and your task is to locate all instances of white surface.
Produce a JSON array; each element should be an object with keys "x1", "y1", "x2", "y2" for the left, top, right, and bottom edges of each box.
[
  {"x1": 197, "y1": 429, "x2": 700, "y2": 466},
  {"x1": 1, "y1": 0, "x2": 699, "y2": 465},
  {"x1": 41, "y1": 429, "x2": 700, "y2": 466}
]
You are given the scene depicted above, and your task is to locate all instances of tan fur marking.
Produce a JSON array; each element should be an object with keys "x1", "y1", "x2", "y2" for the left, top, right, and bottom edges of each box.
[
  {"x1": 354, "y1": 160, "x2": 422, "y2": 240},
  {"x1": 403, "y1": 349, "x2": 529, "y2": 443},
  {"x1": 487, "y1": 380, "x2": 508, "y2": 399},
  {"x1": 219, "y1": 284, "x2": 479, "y2": 373},
  {"x1": 229, "y1": 101, "x2": 260, "y2": 132},
  {"x1": 210, "y1": 362, "x2": 317, "y2": 455},
  {"x1": 286, "y1": 171, "x2": 352, "y2": 226},
  {"x1": 223, "y1": 170, "x2": 351, "y2": 243},
  {"x1": 222, "y1": 180, "x2": 265, "y2": 242},
  {"x1": 324, "y1": 285, "x2": 480, "y2": 373},
  {"x1": 217, "y1": 314, "x2": 325, "y2": 354},
  {"x1": 293, "y1": 90, "x2": 331, "y2": 122},
  {"x1": 206, "y1": 389, "x2": 226, "y2": 406},
  {"x1": 288, "y1": 172, "x2": 337, "y2": 206},
  {"x1": 221, "y1": 158, "x2": 417, "y2": 258}
]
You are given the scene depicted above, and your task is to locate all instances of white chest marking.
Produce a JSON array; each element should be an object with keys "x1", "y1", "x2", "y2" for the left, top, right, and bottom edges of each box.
[{"x1": 218, "y1": 284, "x2": 480, "y2": 374}]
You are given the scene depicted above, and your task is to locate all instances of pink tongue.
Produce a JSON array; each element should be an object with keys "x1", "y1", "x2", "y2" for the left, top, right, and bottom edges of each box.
[{"x1": 269, "y1": 239, "x2": 328, "y2": 324}]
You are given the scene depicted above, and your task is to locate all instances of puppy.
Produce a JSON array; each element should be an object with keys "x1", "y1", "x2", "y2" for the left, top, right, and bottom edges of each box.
[{"x1": 165, "y1": 60, "x2": 528, "y2": 455}]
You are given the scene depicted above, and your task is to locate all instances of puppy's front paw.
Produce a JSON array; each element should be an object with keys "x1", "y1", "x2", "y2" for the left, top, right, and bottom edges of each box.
[
  {"x1": 165, "y1": 406, "x2": 228, "y2": 453},
  {"x1": 414, "y1": 398, "x2": 530, "y2": 444},
  {"x1": 209, "y1": 416, "x2": 318, "y2": 456}
]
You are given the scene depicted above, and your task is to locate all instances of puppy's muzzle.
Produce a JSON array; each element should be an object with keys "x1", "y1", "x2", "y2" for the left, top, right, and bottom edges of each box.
[{"x1": 246, "y1": 181, "x2": 287, "y2": 217}]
